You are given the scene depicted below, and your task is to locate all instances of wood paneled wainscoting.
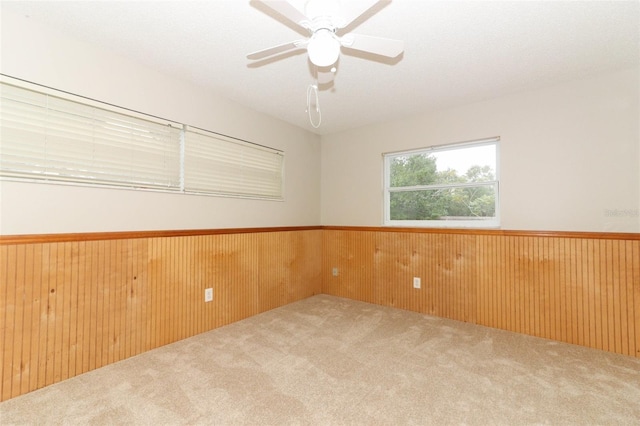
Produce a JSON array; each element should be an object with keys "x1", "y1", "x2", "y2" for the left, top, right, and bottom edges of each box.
[
  {"x1": 0, "y1": 228, "x2": 322, "y2": 402},
  {"x1": 2, "y1": 226, "x2": 639, "y2": 402},
  {"x1": 321, "y1": 227, "x2": 640, "y2": 359}
]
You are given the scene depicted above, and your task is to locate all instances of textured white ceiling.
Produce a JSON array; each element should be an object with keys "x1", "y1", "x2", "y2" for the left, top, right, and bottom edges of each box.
[{"x1": 2, "y1": 0, "x2": 639, "y2": 135}]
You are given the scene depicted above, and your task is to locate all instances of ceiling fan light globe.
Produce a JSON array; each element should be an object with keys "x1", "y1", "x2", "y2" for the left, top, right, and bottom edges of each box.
[{"x1": 307, "y1": 30, "x2": 341, "y2": 67}]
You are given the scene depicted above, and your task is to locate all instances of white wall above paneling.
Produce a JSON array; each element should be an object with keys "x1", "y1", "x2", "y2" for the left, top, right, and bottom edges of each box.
[
  {"x1": 0, "y1": 10, "x2": 321, "y2": 235},
  {"x1": 321, "y1": 68, "x2": 640, "y2": 233}
]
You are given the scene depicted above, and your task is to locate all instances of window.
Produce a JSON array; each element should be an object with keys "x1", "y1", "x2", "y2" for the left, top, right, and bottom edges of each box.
[
  {"x1": 184, "y1": 127, "x2": 284, "y2": 200},
  {"x1": 0, "y1": 76, "x2": 284, "y2": 200},
  {"x1": 0, "y1": 78, "x2": 182, "y2": 190},
  {"x1": 384, "y1": 138, "x2": 499, "y2": 228}
]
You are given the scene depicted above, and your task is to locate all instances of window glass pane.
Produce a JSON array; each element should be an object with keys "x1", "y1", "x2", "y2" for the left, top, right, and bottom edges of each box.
[
  {"x1": 390, "y1": 144, "x2": 496, "y2": 187},
  {"x1": 390, "y1": 185, "x2": 496, "y2": 221}
]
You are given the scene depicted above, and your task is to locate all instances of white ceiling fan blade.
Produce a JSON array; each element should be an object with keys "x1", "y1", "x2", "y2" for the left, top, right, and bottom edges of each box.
[
  {"x1": 254, "y1": 0, "x2": 309, "y2": 28},
  {"x1": 341, "y1": 34, "x2": 404, "y2": 58},
  {"x1": 247, "y1": 39, "x2": 307, "y2": 60},
  {"x1": 339, "y1": 0, "x2": 391, "y2": 29}
]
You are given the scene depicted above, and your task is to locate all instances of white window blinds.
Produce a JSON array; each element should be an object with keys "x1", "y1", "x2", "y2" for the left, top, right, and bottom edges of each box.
[
  {"x1": 0, "y1": 80, "x2": 182, "y2": 190},
  {"x1": 0, "y1": 77, "x2": 284, "y2": 200},
  {"x1": 184, "y1": 127, "x2": 284, "y2": 200}
]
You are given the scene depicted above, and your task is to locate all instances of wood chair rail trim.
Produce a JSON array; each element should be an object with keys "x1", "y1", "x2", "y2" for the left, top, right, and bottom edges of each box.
[{"x1": 1, "y1": 225, "x2": 638, "y2": 245}]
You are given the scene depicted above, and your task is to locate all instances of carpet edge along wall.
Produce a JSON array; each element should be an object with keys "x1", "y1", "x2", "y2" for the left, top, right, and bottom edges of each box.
[{"x1": 1, "y1": 226, "x2": 639, "y2": 402}]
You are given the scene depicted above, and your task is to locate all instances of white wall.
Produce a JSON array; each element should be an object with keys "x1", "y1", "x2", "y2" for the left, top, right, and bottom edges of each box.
[
  {"x1": 2, "y1": 11, "x2": 638, "y2": 235},
  {"x1": 321, "y1": 68, "x2": 640, "y2": 233},
  {"x1": 0, "y1": 11, "x2": 321, "y2": 234}
]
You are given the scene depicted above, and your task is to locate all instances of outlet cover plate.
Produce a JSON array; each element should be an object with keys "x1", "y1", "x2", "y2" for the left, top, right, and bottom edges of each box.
[
  {"x1": 413, "y1": 277, "x2": 421, "y2": 289},
  {"x1": 204, "y1": 288, "x2": 213, "y2": 302}
]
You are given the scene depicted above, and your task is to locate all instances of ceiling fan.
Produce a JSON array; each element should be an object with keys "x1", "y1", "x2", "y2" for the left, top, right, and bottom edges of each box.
[{"x1": 247, "y1": 0, "x2": 404, "y2": 69}]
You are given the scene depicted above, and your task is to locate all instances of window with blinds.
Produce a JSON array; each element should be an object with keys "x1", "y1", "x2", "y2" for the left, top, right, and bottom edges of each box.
[
  {"x1": 0, "y1": 80, "x2": 182, "y2": 190},
  {"x1": 184, "y1": 127, "x2": 284, "y2": 200},
  {"x1": 0, "y1": 77, "x2": 284, "y2": 200}
]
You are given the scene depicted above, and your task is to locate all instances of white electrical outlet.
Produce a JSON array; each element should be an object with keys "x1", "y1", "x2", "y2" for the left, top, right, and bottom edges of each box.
[
  {"x1": 332, "y1": 267, "x2": 339, "y2": 277},
  {"x1": 413, "y1": 277, "x2": 421, "y2": 289},
  {"x1": 204, "y1": 288, "x2": 213, "y2": 302}
]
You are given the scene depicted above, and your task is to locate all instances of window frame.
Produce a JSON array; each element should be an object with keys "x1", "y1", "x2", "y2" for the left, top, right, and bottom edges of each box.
[{"x1": 383, "y1": 138, "x2": 500, "y2": 228}]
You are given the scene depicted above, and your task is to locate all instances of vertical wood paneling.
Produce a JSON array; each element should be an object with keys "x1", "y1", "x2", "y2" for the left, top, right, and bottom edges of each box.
[
  {"x1": 60, "y1": 242, "x2": 72, "y2": 382},
  {"x1": 575, "y1": 239, "x2": 584, "y2": 348},
  {"x1": 322, "y1": 230, "x2": 376, "y2": 303},
  {"x1": 36, "y1": 244, "x2": 49, "y2": 391},
  {"x1": 627, "y1": 241, "x2": 640, "y2": 357},
  {"x1": 74, "y1": 242, "x2": 86, "y2": 378},
  {"x1": 4, "y1": 245, "x2": 17, "y2": 399},
  {"x1": 627, "y1": 241, "x2": 637, "y2": 357},
  {"x1": 321, "y1": 229, "x2": 640, "y2": 360},
  {"x1": 534, "y1": 237, "x2": 543, "y2": 339},
  {"x1": 0, "y1": 245, "x2": 6, "y2": 400},
  {"x1": 0, "y1": 229, "x2": 321, "y2": 402},
  {"x1": 89, "y1": 241, "x2": 100, "y2": 372},
  {"x1": 19, "y1": 244, "x2": 32, "y2": 396},
  {"x1": 49, "y1": 243, "x2": 61, "y2": 386},
  {"x1": 13, "y1": 245, "x2": 26, "y2": 399},
  {"x1": 29, "y1": 244, "x2": 43, "y2": 393},
  {"x1": 599, "y1": 240, "x2": 609, "y2": 352},
  {"x1": 590, "y1": 240, "x2": 598, "y2": 349},
  {"x1": 323, "y1": 231, "x2": 475, "y2": 324},
  {"x1": 257, "y1": 231, "x2": 321, "y2": 314},
  {"x1": 1, "y1": 228, "x2": 638, "y2": 403}
]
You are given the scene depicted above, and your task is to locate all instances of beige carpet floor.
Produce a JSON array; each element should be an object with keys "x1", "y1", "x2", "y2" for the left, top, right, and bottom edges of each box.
[{"x1": 1, "y1": 294, "x2": 639, "y2": 425}]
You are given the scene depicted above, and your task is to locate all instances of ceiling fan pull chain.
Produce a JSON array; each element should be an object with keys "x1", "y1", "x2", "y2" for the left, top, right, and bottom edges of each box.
[{"x1": 306, "y1": 84, "x2": 322, "y2": 129}]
